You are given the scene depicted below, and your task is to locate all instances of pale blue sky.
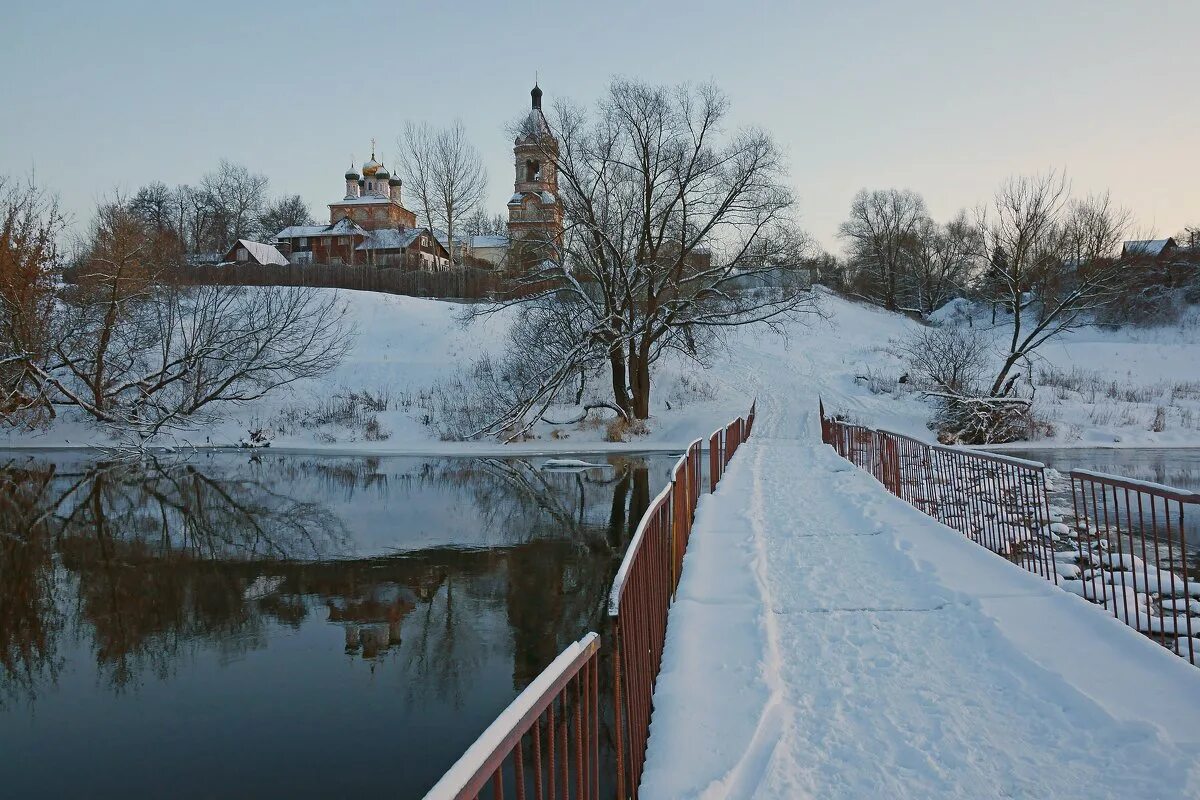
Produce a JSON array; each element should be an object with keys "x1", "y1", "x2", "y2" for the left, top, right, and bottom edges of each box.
[{"x1": 2, "y1": 0, "x2": 1196, "y2": 249}]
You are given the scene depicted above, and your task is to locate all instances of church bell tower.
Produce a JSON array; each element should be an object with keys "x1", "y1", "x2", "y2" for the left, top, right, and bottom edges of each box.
[{"x1": 507, "y1": 83, "x2": 562, "y2": 264}]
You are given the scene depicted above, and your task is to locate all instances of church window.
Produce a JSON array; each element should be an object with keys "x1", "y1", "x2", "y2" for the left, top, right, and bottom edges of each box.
[{"x1": 525, "y1": 159, "x2": 541, "y2": 182}]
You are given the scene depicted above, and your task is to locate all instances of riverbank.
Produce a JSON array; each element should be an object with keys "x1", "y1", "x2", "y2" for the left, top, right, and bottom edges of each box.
[{"x1": 5, "y1": 289, "x2": 1200, "y2": 453}]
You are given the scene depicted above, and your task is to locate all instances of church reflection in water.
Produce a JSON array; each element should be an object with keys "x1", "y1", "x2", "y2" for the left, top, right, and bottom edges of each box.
[{"x1": 0, "y1": 450, "x2": 666, "y2": 798}]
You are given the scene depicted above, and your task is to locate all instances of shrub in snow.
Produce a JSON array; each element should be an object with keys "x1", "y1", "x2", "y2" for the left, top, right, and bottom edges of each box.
[{"x1": 901, "y1": 325, "x2": 989, "y2": 396}]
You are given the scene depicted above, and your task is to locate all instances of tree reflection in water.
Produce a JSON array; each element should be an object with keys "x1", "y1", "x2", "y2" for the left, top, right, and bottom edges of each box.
[{"x1": 0, "y1": 451, "x2": 658, "y2": 712}]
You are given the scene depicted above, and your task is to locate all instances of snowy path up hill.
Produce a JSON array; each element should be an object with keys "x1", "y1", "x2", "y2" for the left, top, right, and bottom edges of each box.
[{"x1": 639, "y1": 333, "x2": 1200, "y2": 799}]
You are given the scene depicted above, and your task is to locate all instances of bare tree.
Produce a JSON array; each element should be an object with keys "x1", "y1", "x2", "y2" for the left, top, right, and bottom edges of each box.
[
  {"x1": 975, "y1": 172, "x2": 1133, "y2": 397},
  {"x1": 0, "y1": 176, "x2": 64, "y2": 425},
  {"x1": 127, "y1": 182, "x2": 180, "y2": 233},
  {"x1": 1180, "y1": 225, "x2": 1199, "y2": 249},
  {"x1": 257, "y1": 194, "x2": 314, "y2": 240},
  {"x1": 470, "y1": 79, "x2": 816, "y2": 435},
  {"x1": 5, "y1": 202, "x2": 355, "y2": 445},
  {"x1": 199, "y1": 160, "x2": 269, "y2": 248},
  {"x1": 838, "y1": 188, "x2": 928, "y2": 310},
  {"x1": 462, "y1": 209, "x2": 507, "y2": 238},
  {"x1": 904, "y1": 210, "x2": 981, "y2": 316},
  {"x1": 396, "y1": 121, "x2": 488, "y2": 266},
  {"x1": 53, "y1": 201, "x2": 170, "y2": 416},
  {"x1": 901, "y1": 325, "x2": 990, "y2": 395}
]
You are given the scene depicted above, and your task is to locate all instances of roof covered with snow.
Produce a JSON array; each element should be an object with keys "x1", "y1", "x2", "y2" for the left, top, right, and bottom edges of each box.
[
  {"x1": 275, "y1": 218, "x2": 369, "y2": 241},
  {"x1": 470, "y1": 234, "x2": 509, "y2": 248},
  {"x1": 228, "y1": 239, "x2": 289, "y2": 266},
  {"x1": 330, "y1": 195, "x2": 401, "y2": 206},
  {"x1": 431, "y1": 229, "x2": 468, "y2": 249},
  {"x1": 356, "y1": 228, "x2": 425, "y2": 251},
  {"x1": 508, "y1": 190, "x2": 556, "y2": 207},
  {"x1": 274, "y1": 225, "x2": 332, "y2": 240},
  {"x1": 1123, "y1": 238, "x2": 1177, "y2": 257}
]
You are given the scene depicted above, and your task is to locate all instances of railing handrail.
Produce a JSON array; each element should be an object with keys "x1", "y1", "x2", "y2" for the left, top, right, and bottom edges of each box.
[
  {"x1": 874, "y1": 428, "x2": 931, "y2": 447},
  {"x1": 929, "y1": 443, "x2": 1047, "y2": 470},
  {"x1": 424, "y1": 632, "x2": 600, "y2": 800},
  {"x1": 849, "y1": 424, "x2": 1050, "y2": 470},
  {"x1": 1070, "y1": 467, "x2": 1199, "y2": 502}
]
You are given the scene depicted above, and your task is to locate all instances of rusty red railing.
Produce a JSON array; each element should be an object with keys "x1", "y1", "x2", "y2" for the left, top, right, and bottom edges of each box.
[
  {"x1": 425, "y1": 633, "x2": 602, "y2": 800},
  {"x1": 820, "y1": 401, "x2": 1199, "y2": 667},
  {"x1": 1070, "y1": 470, "x2": 1196, "y2": 665},
  {"x1": 609, "y1": 403, "x2": 756, "y2": 799}
]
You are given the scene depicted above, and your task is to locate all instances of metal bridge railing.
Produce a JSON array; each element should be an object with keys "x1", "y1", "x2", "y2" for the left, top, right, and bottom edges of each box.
[
  {"x1": 426, "y1": 633, "x2": 601, "y2": 800},
  {"x1": 609, "y1": 401, "x2": 755, "y2": 799},
  {"x1": 820, "y1": 400, "x2": 1198, "y2": 668}
]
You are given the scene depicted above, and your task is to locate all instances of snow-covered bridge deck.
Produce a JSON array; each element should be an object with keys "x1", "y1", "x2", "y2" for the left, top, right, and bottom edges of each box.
[{"x1": 640, "y1": 419, "x2": 1200, "y2": 798}]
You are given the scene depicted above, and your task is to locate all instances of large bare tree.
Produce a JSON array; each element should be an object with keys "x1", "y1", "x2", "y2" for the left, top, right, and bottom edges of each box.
[
  {"x1": 257, "y1": 194, "x2": 314, "y2": 240},
  {"x1": 471, "y1": 79, "x2": 815, "y2": 434},
  {"x1": 0, "y1": 177, "x2": 64, "y2": 424},
  {"x1": 838, "y1": 188, "x2": 928, "y2": 310},
  {"x1": 975, "y1": 172, "x2": 1133, "y2": 397},
  {"x1": 396, "y1": 121, "x2": 488, "y2": 266},
  {"x1": 199, "y1": 160, "x2": 269, "y2": 248},
  {"x1": 5, "y1": 202, "x2": 354, "y2": 445},
  {"x1": 904, "y1": 210, "x2": 981, "y2": 316}
]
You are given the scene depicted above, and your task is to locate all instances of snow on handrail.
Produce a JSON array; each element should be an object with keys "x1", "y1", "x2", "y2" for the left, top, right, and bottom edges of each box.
[
  {"x1": 875, "y1": 427, "x2": 932, "y2": 445},
  {"x1": 423, "y1": 632, "x2": 600, "y2": 800},
  {"x1": 1070, "y1": 468, "x2": 1199, "y2": 502},
  {"x1": 871, "y1": 426, "x2": 1049, "y2": 470},
  {"x1": 608, "y1": 436, "x2": 719, "y2": 616},
  {"x1": 930, "y1": 443, "x2": 1047, "y2": 470},
  {"x1": 608, "y1": 478, "x2": 676, "y2": 616}
]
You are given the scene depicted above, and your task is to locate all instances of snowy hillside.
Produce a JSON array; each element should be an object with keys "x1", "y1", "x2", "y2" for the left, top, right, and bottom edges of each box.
[{"x1": 4, "y1": 287, "x2": 1199, "y2": 452}]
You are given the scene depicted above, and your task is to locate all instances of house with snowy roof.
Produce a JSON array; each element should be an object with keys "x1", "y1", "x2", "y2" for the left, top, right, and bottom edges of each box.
[
  {"x1": 1121, "y1": 238, "x2": 1177, "y2": 259},
  {"x1": 274, "y1": 218, "x2": 449, "y2": 269},
  {"x1": 221, "y1": 239, "x2": 289, "y2": 266}
]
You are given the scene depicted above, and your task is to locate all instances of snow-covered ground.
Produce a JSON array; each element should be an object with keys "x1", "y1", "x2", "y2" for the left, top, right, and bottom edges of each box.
[
  {"x1": 929, "y1": 299, "x2": 1200, "y2": 448},
  {"x1": 639, "y1": 340, "x2": 1200, "y2": 799},
  {"x1": 0, "y1": 290, "x2": 751, "y2": 454},
  {"x1": 3, "y1": 287, "x2": 1199, "y2": 452}
]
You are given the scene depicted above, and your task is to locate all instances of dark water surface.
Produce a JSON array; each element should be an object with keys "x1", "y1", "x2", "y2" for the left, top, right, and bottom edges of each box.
[
  {"x1": 995, "y1": 447, "x2": 1200, "y2": 495},
  {"x1": 993, "y1": 447, "x2": 1200, "y2": 561},
  {"x1": 0, "y1": 450, "x2": 676, "y2": 799}
]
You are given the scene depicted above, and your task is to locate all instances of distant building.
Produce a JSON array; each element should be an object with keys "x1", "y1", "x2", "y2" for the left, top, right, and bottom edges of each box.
[
  {"x1": 266, "y1": 86, "x2": 562, "y2": 273},
  {"x1": 505, "y1": 84, "x2": 562, "y2": 267},
  {"x1": 221, "y1": 239, "x2": 289, "y2": 266},
  {"x1": 331, "y1": 147, "x2": 418, "y2": 231},
  {"x1": 468, "y1": 234, "x2": 511, "y2": 267},
  {"x1": 1122, "y1": 238, "x2": 1178, "y2": 259},
  {"x1": 270, "y1": 149, "x2": 450, "y2": 269},
  {"x1": 274, "y1": 218, "x2": 450, "y2": 269}
]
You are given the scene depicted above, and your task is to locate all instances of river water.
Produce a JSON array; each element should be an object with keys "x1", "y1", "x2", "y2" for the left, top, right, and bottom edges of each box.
[
  {"x1": 0, "y1": 449, "x2": 677, "y2": 798},
  {"x1": 995, "y1": 447, "x2": 1200, "y2": 495},
  {"x1": 992, "y1": 446, "x2": 1200, "y2": 564}
]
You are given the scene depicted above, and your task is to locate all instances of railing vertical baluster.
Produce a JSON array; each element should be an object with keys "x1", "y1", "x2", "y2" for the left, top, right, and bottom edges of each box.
[
  {"x1": 533, "y1": 711, "x2": 544, "y2": 800},
  {"x1": 1178, "y1": 502, "x2": 1195, "y2": 664},
  {"x1": 574, "y1": 674, "x2": 583, "y2": 800}
]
